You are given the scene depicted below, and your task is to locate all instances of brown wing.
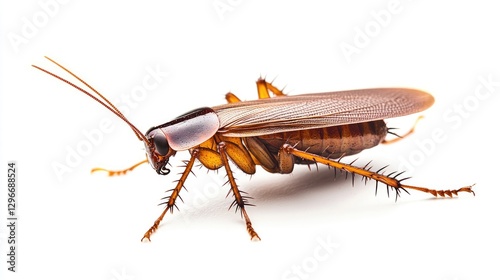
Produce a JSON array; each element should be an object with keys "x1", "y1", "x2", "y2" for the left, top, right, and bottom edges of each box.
[{"x1": 212, "y1": 88, "x2": 434, "y2": 137}]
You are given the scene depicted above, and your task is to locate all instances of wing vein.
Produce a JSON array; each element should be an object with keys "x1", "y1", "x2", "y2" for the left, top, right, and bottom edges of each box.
[{"x1": 212, "y1": 88, "x2": 434, "y2": 137}]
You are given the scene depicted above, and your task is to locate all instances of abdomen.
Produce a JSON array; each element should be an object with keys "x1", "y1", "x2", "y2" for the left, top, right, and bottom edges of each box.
[{"x1": 247, "y1": 120, "x2": 387, "y2": 171}]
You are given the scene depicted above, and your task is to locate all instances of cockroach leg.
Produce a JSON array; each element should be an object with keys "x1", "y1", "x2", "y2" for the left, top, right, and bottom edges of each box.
[
  {"x1": 141, "y1": 151, "x2": 197, "y2": 242},
  {"x1": 218, "y1": 141, "x2": 261, "y2": 241},
  {"x1": 225, "y1": 92, "x2": 241, "y2": 103},
  {"x1": 91, "y1": 159, "x2": 148, "y2": 176},
  {"x1": 282, "y1": 144, "x2": 474, "y2": 200},
  {"x1": 383, "y1": 115, "x2": 425, "y2": 144},
  {"x1": 256, "y1": 77, "x2": 287, "y2": 99},
  {"x1": 225, "y1": 78, "x2": 287, "y2": 104}
]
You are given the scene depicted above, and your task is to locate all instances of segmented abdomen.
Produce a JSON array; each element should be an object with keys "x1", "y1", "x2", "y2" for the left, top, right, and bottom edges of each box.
[{"x1": 256, "y1": 120, "x2": 387, "y2": 160}]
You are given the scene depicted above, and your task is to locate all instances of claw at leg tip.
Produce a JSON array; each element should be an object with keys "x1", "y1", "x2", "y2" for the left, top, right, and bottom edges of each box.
[{"x1": 251, "y1": 236, "x2": 261, "y2": 242}]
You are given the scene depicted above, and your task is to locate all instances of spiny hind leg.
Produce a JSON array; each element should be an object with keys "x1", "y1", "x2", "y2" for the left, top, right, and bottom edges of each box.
[
  {"x1": 281, "y1": 144, "x2": 474, "y2": 200},
  {"x1": 382, "y1": 116, "x2": 425, "y2": 144},
  {"x1": 225, "y1": 77, "x2": 286, "y2": 103},
  {"x1": 91, "y1": 159, "x2": 148, "y2": 176}
]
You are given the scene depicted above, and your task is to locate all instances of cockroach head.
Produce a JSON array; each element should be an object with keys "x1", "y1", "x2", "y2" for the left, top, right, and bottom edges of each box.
[
  {"x1": 143, "y1": 107, "x2": 218, "y2": 176},
  {"x1": 144, "y1": 127, "x2": 176, "y2": 175}
]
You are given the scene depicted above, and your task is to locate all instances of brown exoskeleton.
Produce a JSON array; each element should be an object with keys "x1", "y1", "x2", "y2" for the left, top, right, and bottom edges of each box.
[{"x1": 33, "y1": 56, "x2": 474, "y2": 241}]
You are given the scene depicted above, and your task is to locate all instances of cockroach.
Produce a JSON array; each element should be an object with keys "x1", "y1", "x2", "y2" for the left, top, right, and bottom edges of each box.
[{"x1": 33, "y1": 56, "x2": 474, "y2": 241}]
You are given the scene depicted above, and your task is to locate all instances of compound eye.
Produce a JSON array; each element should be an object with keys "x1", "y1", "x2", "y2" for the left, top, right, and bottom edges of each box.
[{"x1": 153, "y1": 133, "x2": 169, "y2": 156}]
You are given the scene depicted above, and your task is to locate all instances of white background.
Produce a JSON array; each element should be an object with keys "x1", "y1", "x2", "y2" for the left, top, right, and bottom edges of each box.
[{"x1": 1, "y1": 1, "x2": 499, "y2": 280}]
